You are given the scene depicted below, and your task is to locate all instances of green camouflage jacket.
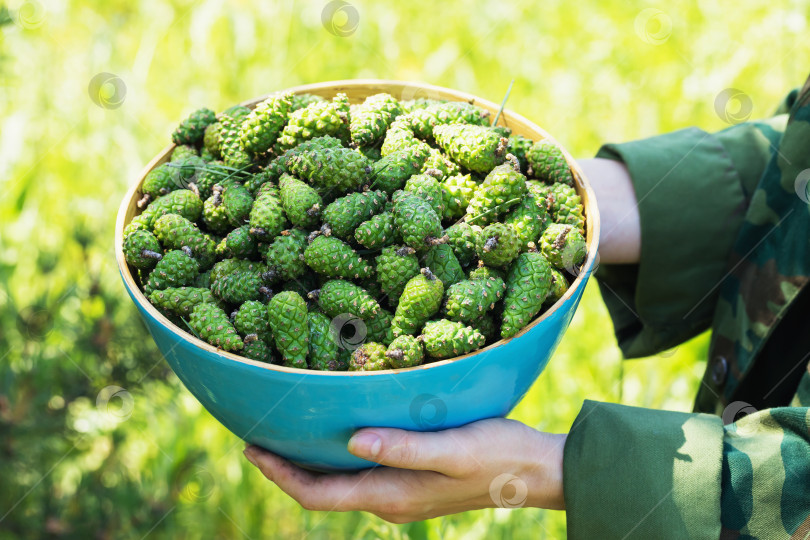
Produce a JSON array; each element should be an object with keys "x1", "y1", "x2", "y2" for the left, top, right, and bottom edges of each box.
[{"x1": 563, "y1": 77, "x2": 810, "y2": 539}]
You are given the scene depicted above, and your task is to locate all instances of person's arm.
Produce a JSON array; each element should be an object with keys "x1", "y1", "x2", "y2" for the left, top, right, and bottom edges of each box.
[{"x1": 578, "y1": 158, "x2": 640, "y2": 264}]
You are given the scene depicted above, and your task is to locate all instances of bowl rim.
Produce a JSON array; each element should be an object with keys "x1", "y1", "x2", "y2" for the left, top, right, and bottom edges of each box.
[{"x1": 115, "y1": 79, "x2": 601, "y2": 376}]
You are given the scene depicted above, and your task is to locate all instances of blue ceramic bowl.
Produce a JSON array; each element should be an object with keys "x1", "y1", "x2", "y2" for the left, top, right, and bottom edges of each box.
[{"x1": 115, "y1": 80, "x2": 601, "y2": 472}]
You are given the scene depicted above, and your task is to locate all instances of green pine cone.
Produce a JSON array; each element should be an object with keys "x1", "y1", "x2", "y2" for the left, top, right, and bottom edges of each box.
[
  {"x1": 546, "y1": 182, "x2": 585, "y2": 235},
  {"x1": 370, "y1": 144, "x2": 430, "y2": 194},
  {"x1": 153, "y1": 214, "x2": 217, "y2": 269},
  {"x1": 357, "y1": 145, "x2": 382, "y2": 161},
  {"x1": 544, "y1": 268, "x2": 569, "y2": 308},
  {"x1": 527, "y1": 139, "x2": 574, "y2": 186},
  {"x1": 233, "y1": 300, "x2": 273, "y2": 343},
  {"x1": 210, "y1": 258, "x2": 267, "y2": 283},
  {"x1": 138, "y1": 190, "x2": 203, "y2": 230},
  {"x1": 216, "y1": 225, "x2": 258, "y2": 259},
  {"x1": 219, "y1": 113, "x2": 252, "y2": 169},
  {"x1": 380, "y1": 117, "x2": 421, "y2": 156},
  {"x1": 424, "y1": 244, "x2": 464, "y2": 287},
  {"x1": 304, "y1": 235, "x2": 373, "y2": 280},
  {"x1": 288, "y1": 145, "x2": 373, "y2": 197},
  {"x1": 189, "y1": 302, "x2": 244, "y2": 352},
  {"x1": 239, "y1": 92, "x2": 292, "y2": 155},
  {"x1": 364, "y1": 308, "x2": 395, "y2": 346},
  {"x1": 349, "y1": 342, "x2": 390, "y2": 371},
  {"x1": 419, "y1": 319, "x2": 484, "y2": 359},
  {"x1": 194, "y1": 269, "x2": 212, "y2": 289},
  {"x1": 539, "y1": 223, "x2": 587, "y2": 271},
  {"x1": 248, "y1": 182, "x2": 287, "y2": 240},
  {"x1": 310, "y1": 279, "x2": 381, "y2": 319},
  {"x1": 441, "y1": 174, "x2": 477, "y2": 220},
  {"x1": 420, "y1": 147, "x2": 460, "y2": 179},
  {"x1": 503, "y1": 192, "x2": 550, "y2": 250},
  {"x1": 202, "y1": 186, "x2": 231, "y2": 234},
  {"x1": 476, "y1": 223, "x2": 521, "y2": 269},
  {"x1": 277, "y1": 93, "x2": 351, "y2": 149},
  {"x1": 465, "y1": 156, "x2": 527, "y2": 225},
  {"x1": 385, "y1": 335, "x2": 424, "y2": 368},
  {"x1": 392, "y1": 192, "x2": 445, "y2": 249},
  {"x1": 140, "y1": 164, "x2": 179, "y2": 203},
  {"x1": 433, "y1": 124, "x2": 508, "y2": 173},
  {"x1": 404, "y1": 174, "x2": 445, "y2": 218},
  {"x1": 277, "y1": 135, "x2": 343, "y2": 173},
  {"x1": 172, "y1": 107, "x2": 217, "y2": 146},
  {"x1": 501, "y1": 250, "x2": 553, "y2": 339},
  {"x1": 194, "y1": 162, "x2": 238, "y2": 200},
  {"x1": 203, "y1": 122, "x2": 223, "y2": 158},
  {"x1": 265, "y1": 228, "x2": 308, "y2": 281},
  {"x1": 354, "y1": 211, "x2": 399, "y2": 249},
  {"x1": 392, "y1": 268, "x2": 444, "y2": 336},
  {"x1": 350, "y1": 93, "x2": 403, "y2": 147},
  {"x1": 470, "y1": 313, "x2": 497, "y2": 342},
  {"x1": 123, "y1": 230, "x2": 163, "y2": 269},
  {"x1": 468, "y1": 263, "x2": 505, "y2": 282},
  {"x1": 444, "y1": 222, "x2": 480, "y2": 267},
  {"x1": 222, "y1": 183, "x2": 254, "y2": 227},
  {"x1": 242, "y1": 337, "x2": 275, "y2": 364},
  {"x1": 322, "y1": 190, "x2": 387, "y2": 239},
  {"x1": 407, "y1": 101, "x2": 491, "y2": 140},
  {"x1": 210, "y1": 270, "x2": 269, "y2": 305},
  {"x1": 279, "y1": 173, "x2": 322, "y2": 229},
  {"x1": 144, "y1": 250, "x2": 200, "y2": 295},
  {"x1": 223, "y1": 105, "x2": 251, "y2": 122},
  {"x1": 399, "y1": 98, "x2": 445, "y2": 113},
  {"x1": 290, "y1": 93, "x2": 325, "y2": 111},
  {"x1": 375, "y1": 246, "x2": 420, "y2": 306},
  {"x1": 443, "y1": 277, "x2": 505, "y2": 323},
  {"x1": 171, "y1": 144, "x2": 198, "y2": 162},
  {"x1": 243, "y1": 170, "x2": 273, "y2": 196},
  {"x1": 307, "y1": 311, "x2": 341, "y2": 371},
  {"x1": 148, "y1": 287, "x2": 215, "y2": 317},
  {"x1": 507, "y1": 135, "x2": 534, "y2": 175},
  {"x1": 266, "y1": 291, "x2": 309, "y2": 369}
]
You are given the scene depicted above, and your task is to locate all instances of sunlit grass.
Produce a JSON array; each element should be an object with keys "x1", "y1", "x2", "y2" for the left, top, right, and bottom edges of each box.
[{"x1": 0, "y1": 0, "x2": 805, "y2": 537}]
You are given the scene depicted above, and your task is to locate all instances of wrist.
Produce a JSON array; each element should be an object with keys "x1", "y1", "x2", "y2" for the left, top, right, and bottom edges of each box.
[{"x1": 521, "y1": 430, "x2": 567, "y2": 510}]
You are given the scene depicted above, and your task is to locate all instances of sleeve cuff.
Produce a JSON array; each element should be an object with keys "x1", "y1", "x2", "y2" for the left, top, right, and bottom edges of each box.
[
  {"x1": 563, "y1": 400, "x2": 724, "y2": 539},
  {"x1": 595, "y1": 127, "x2": 751, "y2": 356}
]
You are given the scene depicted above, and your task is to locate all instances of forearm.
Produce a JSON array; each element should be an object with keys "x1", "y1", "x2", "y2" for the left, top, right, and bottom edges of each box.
[{"x1": 577, "y1": 157, "x2": 640, "y2": 264}]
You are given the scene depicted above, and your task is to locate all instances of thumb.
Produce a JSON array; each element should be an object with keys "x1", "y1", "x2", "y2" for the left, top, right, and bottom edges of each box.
[{"x1": 347, "y1": 427, "x2": 468, "y2": 475}]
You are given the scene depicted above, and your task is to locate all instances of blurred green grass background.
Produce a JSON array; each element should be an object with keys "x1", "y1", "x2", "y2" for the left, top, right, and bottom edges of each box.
[{"x1": 0, "y1": 0, "x2": 806, "y2": 538}]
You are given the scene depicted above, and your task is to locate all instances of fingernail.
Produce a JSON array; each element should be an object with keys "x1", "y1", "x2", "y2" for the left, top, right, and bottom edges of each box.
[
  {"x1": 243, "y1": 447, "x2": 258, "y2": 466},
  {"x1": 348, "y1": 432, "x2": 382, "y2": 458}
]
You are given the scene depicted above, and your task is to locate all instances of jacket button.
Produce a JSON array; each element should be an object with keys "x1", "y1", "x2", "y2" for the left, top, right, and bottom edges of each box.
[{"x1": 711, "y1": 356, "x2": 728, "y2": 385}]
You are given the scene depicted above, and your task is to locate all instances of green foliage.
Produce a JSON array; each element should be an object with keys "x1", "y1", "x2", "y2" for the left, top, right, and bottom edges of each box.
[{"x1": 0, "y1": 0, "x2": 798, "y2": 538}]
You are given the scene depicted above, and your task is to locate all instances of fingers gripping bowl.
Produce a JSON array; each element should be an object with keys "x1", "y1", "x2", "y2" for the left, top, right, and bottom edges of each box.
[{"x1": 115, "y1": 80, "x2": 600, "y2": 471}]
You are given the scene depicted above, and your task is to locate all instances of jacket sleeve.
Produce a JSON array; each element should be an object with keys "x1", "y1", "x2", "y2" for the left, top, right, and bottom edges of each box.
[
  {"x1": 563, "y1": 401, "x2": 810, "y2": 539},
  {"x1": 593, "y1": 117, "x2": 787, "y2": 357}
]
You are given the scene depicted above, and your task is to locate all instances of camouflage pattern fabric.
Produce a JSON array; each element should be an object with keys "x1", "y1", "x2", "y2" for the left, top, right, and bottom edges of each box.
[{"x1": 564, "y1": 75, "x2": 810, "y2": 538}]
